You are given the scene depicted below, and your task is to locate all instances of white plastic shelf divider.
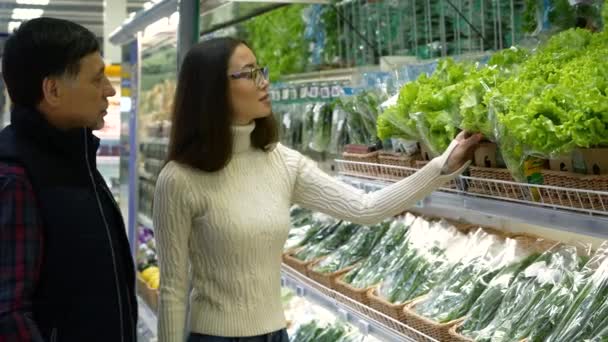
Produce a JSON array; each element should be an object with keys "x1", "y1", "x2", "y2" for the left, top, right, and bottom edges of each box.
[
  {"x1": 137, "y1": 296, "x2": 158, "y2": 342},
  {"x1": 138, "y1": 212, "x2": 155, "y2": 231},
  {"x1": 335, "y1": 160, "x2": 608, "y2": 239},
  {"x1": 281, "y1": 264, "x2": 439, "y2": 342}
]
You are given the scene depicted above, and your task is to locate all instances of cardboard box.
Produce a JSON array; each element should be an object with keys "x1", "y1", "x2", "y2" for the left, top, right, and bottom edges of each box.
[
  {"x1": 474, "y1": 142, "x2": 498, "y2": 168},
  {"x1": 579, "y1": 148, "x2": 608, "y2": 175},
  {"x1": 419, "y1": 143, "x2": 433, "y2": 161},
  {"x1": 549, "y1": 154, "x2": 574, "y2": 173}
]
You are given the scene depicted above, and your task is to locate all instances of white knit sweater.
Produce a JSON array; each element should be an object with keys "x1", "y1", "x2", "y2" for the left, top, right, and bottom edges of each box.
[{"x1": 153, "y1": 122, "x2": 465, "y2": 341}]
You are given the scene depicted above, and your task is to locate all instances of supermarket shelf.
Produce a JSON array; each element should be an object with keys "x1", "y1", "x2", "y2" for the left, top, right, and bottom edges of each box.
[
  {"x1": 138, "y1": 213, "x2": 154, "y2": 231},
  {"x1": 137, "y1": 296, "x2": 158, "y2": 342},
  {"x1": 281, "y1": 264, "x2": 438, "y2": 342},
  {"x1": 109, "y1": 0, "x2": 177, "y2": 45},
  {"x1": 200, "y1": 0, "x2": 330, "y2": 35},
  {"x1": 338, "y1": 173, "x2": 608, "y2": 240}
]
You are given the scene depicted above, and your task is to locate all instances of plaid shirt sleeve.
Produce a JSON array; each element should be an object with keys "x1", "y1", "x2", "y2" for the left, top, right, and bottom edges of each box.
[{"x1": 0, "y1": 163, "x2": 44, "y2": 342}]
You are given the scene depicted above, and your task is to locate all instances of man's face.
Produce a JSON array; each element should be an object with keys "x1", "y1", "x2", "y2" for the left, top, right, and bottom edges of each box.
[{"x1": 56, "y1": 52, "x2": 116, "y2": 130}]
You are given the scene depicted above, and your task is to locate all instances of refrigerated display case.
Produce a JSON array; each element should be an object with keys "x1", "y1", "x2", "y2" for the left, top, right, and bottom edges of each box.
[{"x1": 108, "y1": 0, "x2": 608, "y2": 341}]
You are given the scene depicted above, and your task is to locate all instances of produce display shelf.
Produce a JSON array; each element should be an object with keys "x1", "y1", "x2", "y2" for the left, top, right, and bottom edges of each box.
[
  {"x1": 336, "y1": 160, "x2": 608, "y2": 239},
  {"x1": 137, "y1": 295, "x2": 158, "y2": 342},
  {"x1": 139, "y1": 170, "x2": 157, "y2": 183},
  {"x1": 138, "y1": 212, "x2": 155, "y2": 231},
  {"x1": 281, "y1": 264, "x2": 438, "y2": 342}
]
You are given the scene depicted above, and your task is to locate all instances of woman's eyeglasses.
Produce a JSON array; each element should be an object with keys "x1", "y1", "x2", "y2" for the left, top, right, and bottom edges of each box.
[{"x1": 229, "y1": 66, "x2": 269, "y2": 88}]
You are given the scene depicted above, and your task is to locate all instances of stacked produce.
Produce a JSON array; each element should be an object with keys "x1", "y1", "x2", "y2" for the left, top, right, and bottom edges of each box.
[
  {"x1": 283, "y1": 207, "x2": 608, "y2": 341},
  {"x1": 294, "y1": 221, "x2": 359, "y2": 262},
  {"x1": 377, "y1": 27, "x2": 608, "y2": 179},
  {"x1": 312, "y1": 222, "x2": 389, "y2": 274},
  {"x1": 492, "y1": 28, "x2": 608, "y2": 178},
  {"x1": 456, "y1": 242, "x2": 608, "y2": 342},
  {"x1": 413, "y1": 230, "x2": 520, "y2": 324},
  {"x1": 334, "y1": 90, "x2": 387, "y2": 147},
  {"x1": 377, "y1": 218, "x2": 469, "y2": 304},
  {"x1": 343, "y1": 214, "x2": 416, "y2": 289}
]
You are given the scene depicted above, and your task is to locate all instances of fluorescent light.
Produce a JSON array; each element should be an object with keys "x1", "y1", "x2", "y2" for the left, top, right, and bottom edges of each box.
[
  {"x1": 16, "y1": 0, "x2": 50, "y2": 5},
  {"x1": 8, "y1": 21, "x2": 22, "y2": 32},
  {"x1": 12, "y1": 8, "x2": 44, "y2": 20}
]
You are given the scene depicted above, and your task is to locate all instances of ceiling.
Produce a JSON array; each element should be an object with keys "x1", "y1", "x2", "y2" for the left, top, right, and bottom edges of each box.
[{"x1": 0, "y1": 0, "x2": 150, "y2": 38}]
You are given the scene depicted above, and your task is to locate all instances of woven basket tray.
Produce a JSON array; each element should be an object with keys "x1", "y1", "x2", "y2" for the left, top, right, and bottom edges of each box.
[
  {"x1": 404, "y1": 296, "x2": 466, "y2": 342},
  {"x1": 448, "y1": 322, "x2": 476, "y2": 342},
  {"x1": 378, "y1": 153, "x2": 418, "y2": 180},
  {"x1": 306, "y1": 261, "x2": 356, "y2": 289},
  {"x1": 283, "y1": 251, "x2": 324, "y2": 276},
  {"x1": 333, "y1": 274, "x2": 377, "y2": 306},
  {"x1": 542, "y1": 170, "x2": 608, "y2": 210},
  {"x1": 341, "y1": 151, "x2": 380, "y2": 178},
  {"x1": 449, "y1": 321, "x2": 527, "y2": 342},
  {"x1": 367, "y1": 287, "x2": 410, "y2": 323},
  {"x1": 342, "y1": 151, "x2": 379, "y2": 163}
]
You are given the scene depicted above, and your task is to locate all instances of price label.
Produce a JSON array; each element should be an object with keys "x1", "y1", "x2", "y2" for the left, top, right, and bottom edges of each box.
[
  {"x1": 308, "y1": 86, "x2": 319, "y2": 98},
  {"x1": 331, "y1": 85, "x2": 342, "y2": 97},
  {"x1": 299, "y1": 86, "x2": 308, "y2": 99},
  {"x1": 320, "y1": 86, "x2": 331, "y2": 99},
  {"x1": 281, "y1": 88, "x2": 290, "y2": 100},
  {"x1": 289, "y1": 88, "x2": 297, "y2": 100}
]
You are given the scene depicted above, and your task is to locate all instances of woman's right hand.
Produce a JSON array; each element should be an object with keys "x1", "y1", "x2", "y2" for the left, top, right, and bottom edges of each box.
[{"x1": 444, "y1": 132, "x2": 484, "y2": 174}]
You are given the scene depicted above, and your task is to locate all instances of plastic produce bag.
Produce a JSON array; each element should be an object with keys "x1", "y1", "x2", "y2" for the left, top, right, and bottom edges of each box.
[
  {"x1": 313, "y1": 222, "x2": 389, "y2": 274},
  {"x1": 344, "y1": 214, "x2": 416, "y2": 288},
  {"x1": 545, "y1": 242, "x2": 608, "y2": 341},
  {"x1": 291, "y1": 218, "x2": 342, "y2": 255},
  {"x1": 295, "y1": 222, "x2": 360, "y2": 262},
  {"x1": 378, "y1": 218, "x2": 468, "y2": 304},
  {"x1": 414, "y1": 229, "x2": 512, "y2": 323},
  {"x1": 310, "y1": 102, "x2": 335, "y2": 152},
  {"x1": 328, "y1": 104, "x2": 348, "y2": 154},
  {"x1": 468, "y1": 243, "x2": 588, "y2": 342}
]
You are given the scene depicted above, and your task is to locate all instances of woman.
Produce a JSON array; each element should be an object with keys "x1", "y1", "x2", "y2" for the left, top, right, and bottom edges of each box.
[{"x1": 153, "y1": 37, "x2": 482, "y2": 342}]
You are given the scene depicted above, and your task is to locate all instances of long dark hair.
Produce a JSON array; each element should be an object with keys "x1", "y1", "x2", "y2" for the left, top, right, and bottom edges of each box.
[{"x1": 168, "y1": 37, "x2": 278, "y2": 172}]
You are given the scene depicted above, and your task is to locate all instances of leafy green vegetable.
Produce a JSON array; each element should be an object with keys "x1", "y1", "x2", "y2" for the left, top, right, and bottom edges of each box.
[
  {"x1": 459, "y1": 252, "x2": 540, "y2": 337},
  {"x1": 344, "y1": 217, "x2": 412, "y2": 288},
  {"x1": 310, "y1": 103, "x2": 335, "y2": 152},
  {"x1": 313, "y1": 222, "x2": 389, "y2": 274},
  {"x1": 245, "y1": 5, "x2": 310, "y2": 80},
  {"x1": 295, "y1": 223, "x2": 360, "y2": 262},
  {"x1": 475, "y1": 245, "x2": 584, "y2": 342},
  {"x1": 546, "y1": 249, "x2": 608, "y2": 342}
]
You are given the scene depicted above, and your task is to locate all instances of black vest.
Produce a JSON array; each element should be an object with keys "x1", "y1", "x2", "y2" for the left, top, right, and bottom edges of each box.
[{"x1": 0, "y1": 106, "x2": 137, "y2": 342}]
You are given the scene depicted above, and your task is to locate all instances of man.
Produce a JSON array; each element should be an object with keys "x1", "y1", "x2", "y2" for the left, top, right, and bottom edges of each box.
[{"x1": 0, "y1": 18, "x2": 137, "y2": 341}]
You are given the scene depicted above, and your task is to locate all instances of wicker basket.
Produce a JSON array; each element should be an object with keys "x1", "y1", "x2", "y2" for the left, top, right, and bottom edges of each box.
[
  {"x1": 367, "y1": 287, "x2": 409, "y2": 323},
  {"x1": 449, "y1": 322, "x2": 476, "y2": 342},
  {"x1": 583, "y1": 174, "x2": 608, "y2": 211},
  {"x1": 378, "y1": 153, "x2": 418, "y2": 180},
  {"x1": 404, "y1": 296, "x2": 466, "y2": 342},
  {"x1": 449, "y1": 321, "x2": 527, "y2": 342},
  {"x1": 468, "y1": 167, "x2": 523, "y2": 200},
  {"x1": 306, "y1": 261, "x2": 356, "y2": 289},
  {"x1": 333, "y1": 274, "x2": 377, "y2": 306},
  {"x1": 341, "y1": 151, "x2": 380, "y2": 178},
  {"x1": 283, "y1": 250, "x2": 324, "y2": 276}
]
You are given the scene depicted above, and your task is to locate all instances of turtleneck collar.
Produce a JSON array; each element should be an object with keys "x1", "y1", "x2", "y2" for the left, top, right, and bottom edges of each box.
[{"x1": 231, "y1": 122, "x2": 255, "y2": 154}]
